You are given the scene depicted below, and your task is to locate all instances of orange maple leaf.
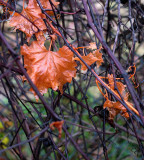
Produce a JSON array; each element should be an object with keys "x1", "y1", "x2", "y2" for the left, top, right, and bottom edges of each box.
[
  {"x1": 102, "y1": 74, "x2": 134, "y2": 120},
  {"x1": 103, "y1": 97, "x2": 130, "y2": 120},
  {"x1": 93, "y1": 47, "x2": 103, "y2": 68},
  {"x1": 21, "y1": 41, "x2": 77, "y2": 99},
  {"x1": 74, "y1": 49, "x2": 103, "y2": 70},
  {"x1": 107, "y1": 74, "x2": 125, "y2": 95},
  {"x1": 103, "y1": 100, "x2": 121, "y2": 120},
  {"x1": 74, "y1": 53, "x2": 99, "y2": 70},
  {"x1": 50, "y1": 121, "x2": 64, "y2": 138},
  {"x1": 10, "y1": 0, "x2": 46, "y2": 42}
]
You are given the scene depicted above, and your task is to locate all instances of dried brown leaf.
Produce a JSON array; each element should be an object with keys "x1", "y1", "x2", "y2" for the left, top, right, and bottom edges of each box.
[{"x1": 21, "y1": 41, "x2": 77, "y2": 99}]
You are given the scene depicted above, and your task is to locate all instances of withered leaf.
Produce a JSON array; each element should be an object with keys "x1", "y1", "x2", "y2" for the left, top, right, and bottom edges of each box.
[
  {"x1": 93, "y1": 47, "x2": 103, "y2": 68},
  {"x1": 103, "y1": 99, "x2": 129, "y2": 120},
  {"x1": 10, "y1": 0, "x2": 46, "y2": 42},
  {"x1": 74, "y1": 52, "x2": 103, "y2": 70},
  {"x1": 103, "y1": 75, "x2": 132, "y2": 120},
  {"x1": 108, "y1": 74, "x2": 125, "y2": 95},
  {"x1": 21, "y1": 41, "x2": 77, "y2": 99}
]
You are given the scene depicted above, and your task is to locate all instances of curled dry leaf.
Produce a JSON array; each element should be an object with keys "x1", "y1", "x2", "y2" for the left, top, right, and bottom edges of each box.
[
  {"x1": 103, "y1": 98, "x2": 129, "y2": 120},
  {"x1": 93, "y1": 47, "x2": 103, "y2": 68},
  {"x1": 108, "y1": 74, "x2": 125, "y2": 95},
  {"x1": 74, "y1": 53, "x2": 99, "y2": 70},
  {"x1": 21, "y1": 41, "x2": 77, "y2": 99},
  {"x1": 10, "y1": 0, "x2": 59, "y2": 42},
  {"x1": 10, "y1": 0, "x2": 46, "y2": 42},
  {"x1": 103, "y1": 74, "x2": 133, "y2": 120},
  {"x1": 50, "y1": 121, "x2": 64, "y2": 138},
  {"x1": 74, "y1": 47, "x2": 103, "y2": 70}
]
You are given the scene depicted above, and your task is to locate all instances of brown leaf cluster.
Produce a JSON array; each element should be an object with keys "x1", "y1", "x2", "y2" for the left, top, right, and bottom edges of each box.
[
  {"x1": 103, "y1": 74, "x2": 132, "y2": 120},
  {"x1": 9, "y1": 0, "x2": 105, "y2": 100},
  {"x1": 10, "y1": 0, "x2": 59, "y2": 42}
]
